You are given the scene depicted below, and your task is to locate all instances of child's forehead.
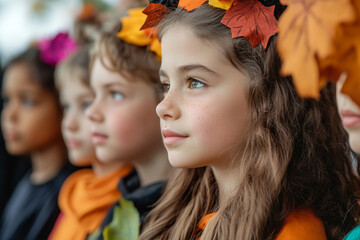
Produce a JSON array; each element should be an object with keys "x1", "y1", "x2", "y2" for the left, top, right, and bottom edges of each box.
[
  {"x1": 60, "y1": 77, "x2": 91, "y2": 92},
  {"x1": 3, "y1": 64, "x2": 42, "y2": 91},
  {"x1": 91, "y1": 58, "x2": 140, "y2": 86}
]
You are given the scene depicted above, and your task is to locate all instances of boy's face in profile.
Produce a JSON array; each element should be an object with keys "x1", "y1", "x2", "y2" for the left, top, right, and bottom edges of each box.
[
  {"x1": 86, "y1": 57, "x2": 162, "y2": 163},
  {"x1": 60, "y1": 76, "x2": 96, "y2": 166}
]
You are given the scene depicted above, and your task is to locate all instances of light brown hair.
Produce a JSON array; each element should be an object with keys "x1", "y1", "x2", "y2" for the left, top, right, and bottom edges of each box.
[
  {"x1": 91, "y1": 23, "x2": 162, "y2": 98},
  {"x1": 55, "y1": 44, "x2": 92, "y2": 89},
  {"x1": 139, "y1": 4, "x2": 360, "y2": 240}
]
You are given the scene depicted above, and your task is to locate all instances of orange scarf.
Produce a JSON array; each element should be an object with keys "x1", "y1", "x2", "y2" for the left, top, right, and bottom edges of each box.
[{"x1": 49, "y1": 166, "x2": 132, "y2": 240}]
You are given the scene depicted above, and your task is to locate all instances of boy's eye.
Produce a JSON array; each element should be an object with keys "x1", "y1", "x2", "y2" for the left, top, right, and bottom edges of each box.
[
  {"x1": 188, "y1": 78, "x2": 205, "y2": 89},
  {"x1": 2, "y1": 97, "x2": 9, "y2": 106},
  {"x1": 63, "y1": 104, "x2": 70, "y2": 113},
  {"x1": 81, "y1": 101, "x2": 92, "y2": 110},
  {"x1": 111, "y1": 91, "x2": 124, "y2": 101}
]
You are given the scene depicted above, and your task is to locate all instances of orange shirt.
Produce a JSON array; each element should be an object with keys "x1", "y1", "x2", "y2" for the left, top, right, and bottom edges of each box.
[
  {"x1": 275, "y1": 209, "x2": 327, "y2": 240},
  {"x1": 197, "y1": 209, "x2": 326, "y2": 240},
  {"x1": 48, "y1": 166, "x2": 132, "y2": 240}
]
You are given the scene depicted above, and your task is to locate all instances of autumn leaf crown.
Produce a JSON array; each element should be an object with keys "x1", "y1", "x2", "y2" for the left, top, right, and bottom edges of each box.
[
  {"x1": 117, "y1": 8, "x2": 162, "y2": 58},
  {"x1": 140, "y1": 0, "x2": 285, "y2": 49}
]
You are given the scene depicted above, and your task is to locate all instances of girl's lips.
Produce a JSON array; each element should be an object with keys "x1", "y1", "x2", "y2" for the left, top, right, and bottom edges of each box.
[
  {"x1": 162, "y1": 129, "x2": 188, "y2": 146},
  {"x1": 3, "y1": 131, "x2": 20, "y2": 141},
  {"x1": 91, "y1": 132, "x2": 108, "y2": 145},
  {"x1": 341, "y1": 110, "x2": 360, "y2": 128}
]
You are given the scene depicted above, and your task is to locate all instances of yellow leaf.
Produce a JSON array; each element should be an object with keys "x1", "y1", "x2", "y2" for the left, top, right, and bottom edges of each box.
[
  {"x1": 117, "y1": 8, "x2": 161, "y2": 58},
  {"x1": 208, "y1": 0, "x2": 234, "y2": 10}
]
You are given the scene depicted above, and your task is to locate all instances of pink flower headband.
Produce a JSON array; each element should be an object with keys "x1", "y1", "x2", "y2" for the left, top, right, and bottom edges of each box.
[{"x1": 38, "y1": 32, "x2": 77, "y2": 66}]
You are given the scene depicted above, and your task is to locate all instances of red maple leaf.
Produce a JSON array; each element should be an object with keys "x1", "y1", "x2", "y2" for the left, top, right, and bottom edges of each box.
[
  {"x1": 221, "y1": 0, "x2": 278, "y2": 48},
  {"x1": 140, "y1": 3, "x2": 170, "y2": 30}
]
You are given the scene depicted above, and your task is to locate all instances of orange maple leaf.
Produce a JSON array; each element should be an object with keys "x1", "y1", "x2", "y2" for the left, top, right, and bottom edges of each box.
[
  {"x1": 140, "y1": 3, "x2": 170, "y2": 30},
  {"x1": 220, "y1": 0, "x2": 278, "y2": 48},
  {"x1": 339, "y1": 50, "x2": 360, "y2": 106},
  {"x1": 330, "y1": 0, "x2": 360, "y2": 105},
  {"x1": 77, "y1": 3, "x2": 96, "y2": 21},
  {"x1": 277, "y1": 0, "x2": 355, "y2": 99},
  {"x1": 178, "y1": 0, "x2": 207, "y2": 11}
]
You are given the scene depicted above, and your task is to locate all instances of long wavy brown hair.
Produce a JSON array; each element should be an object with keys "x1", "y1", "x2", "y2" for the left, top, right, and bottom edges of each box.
[{"x1": 139, "y1": 3, "x2": 360, "y2": 240}]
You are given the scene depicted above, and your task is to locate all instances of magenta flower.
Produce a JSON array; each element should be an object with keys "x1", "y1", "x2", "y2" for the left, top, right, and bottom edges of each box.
[{"x1": 38, "y1": 32, "x2": 77, "y2": 66}]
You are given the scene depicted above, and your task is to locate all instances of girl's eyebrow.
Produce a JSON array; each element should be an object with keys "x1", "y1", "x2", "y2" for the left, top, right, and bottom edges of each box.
[
  {"x1": 159, "y1": 64, "x2": 219, "y2": 78},
  {"x1": 178, "y1": 64, "x2": 218, "y2": 76}
]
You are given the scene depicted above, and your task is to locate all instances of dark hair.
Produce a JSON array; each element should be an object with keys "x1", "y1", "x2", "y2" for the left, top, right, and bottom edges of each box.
[
  {"x1": 91, "y1": 23, "x2": 162, "y2": 98},
  {"x1": 139, "y1": 4, "x2": 360, "y2": 240},
  {"x1": 5, "y1": 47, "x2": 60, "y2": 109}
]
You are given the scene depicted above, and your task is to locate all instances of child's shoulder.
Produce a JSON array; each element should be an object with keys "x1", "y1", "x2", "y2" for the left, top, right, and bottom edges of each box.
[{"x1": 275, "y1": 209, "x2": 326, "y2": 240}]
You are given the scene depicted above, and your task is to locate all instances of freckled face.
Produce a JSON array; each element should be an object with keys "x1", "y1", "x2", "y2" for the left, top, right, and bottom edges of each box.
[
  {"x1": 60, "y1": 77, "x2": 96, "y2": 166},
  {"x1": 1, "y1": 63, "x2": 63, "y2": 155},
  {"x1": 157, "y1": 25, "x2": 251, "y2": 169},
  {"x1": 336, "y1": 74, "x2": 360, "y2": 154},
  {"x1": 86, "y1": 58, "x2": 162, "y2": 163}
]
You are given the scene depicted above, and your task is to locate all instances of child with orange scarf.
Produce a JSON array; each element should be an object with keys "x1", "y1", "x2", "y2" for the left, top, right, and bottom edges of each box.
[
  {"x1": 48, "y1": 44, "x2": 132, "y2": 240},
  {"x1": 85, "y1": 7, "x2": 173, "y2": 240}
]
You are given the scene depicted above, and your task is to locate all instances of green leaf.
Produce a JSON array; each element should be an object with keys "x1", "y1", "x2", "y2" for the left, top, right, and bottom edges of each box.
[{"x1": 103, "y1": 198, "x2": 140, "y2": 240}]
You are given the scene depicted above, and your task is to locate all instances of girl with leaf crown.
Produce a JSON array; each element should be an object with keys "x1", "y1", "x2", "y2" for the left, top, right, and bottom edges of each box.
[
  {"x1": 138, "y1": 0, "x2": 360, "y2": 239},
  {"x1": 276, "y1": 0, "x2": 360, "y2": 239}
]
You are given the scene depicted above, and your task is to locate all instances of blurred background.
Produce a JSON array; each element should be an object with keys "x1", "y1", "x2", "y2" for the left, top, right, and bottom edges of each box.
[
  {"x1": 0, "y1": 0, "x2": 146, "y2": 218},
  {"x1": 0, "y1": 0, "x2": 126, "y2": 66}
]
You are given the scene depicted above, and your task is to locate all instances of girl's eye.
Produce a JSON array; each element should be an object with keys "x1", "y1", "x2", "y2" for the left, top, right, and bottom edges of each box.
[
  {"x1": 22, "y1": 98, "x2": 35, "y2": 106},
  {"x1": 111, "y1": 91, "x2": 124, "y2": 101},
  {"x1": 188, "y1": 78, "x2": 205, "y2": 89},
  {"x1": 161, "y1": 83, "x2": 170, "y2": 93}
]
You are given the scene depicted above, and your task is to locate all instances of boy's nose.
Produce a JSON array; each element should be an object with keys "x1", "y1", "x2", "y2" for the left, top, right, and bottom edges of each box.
[
  {"x1": 85, "y1": 99, "x2": 104, "y2": 123},
  {"x1": 63, "y1": 110, "x2": 78, "y2": 132}
]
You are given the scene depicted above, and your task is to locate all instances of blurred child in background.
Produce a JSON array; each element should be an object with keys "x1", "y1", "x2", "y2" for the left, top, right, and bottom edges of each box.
[
  {"x1": 49, "y1": 44, "x2": 132, "y2": 240},
  {"x1": 0, "y1": 33, "x2": 76, "y2": 240}
]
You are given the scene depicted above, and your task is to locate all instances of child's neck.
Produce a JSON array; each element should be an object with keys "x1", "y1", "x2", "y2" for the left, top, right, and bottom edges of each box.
[
  {"x1": 211, "y1": 163, "x2": 239, "y2": 206},
  {"x1": 91, "y1": 160, "x2": 129, "y2": 177},
  {"x1": 134, "y1": 147, "x2": 172, "y2": 187},
  {"x1": 30, "y1": 140, "x2": 67, "y2": 185}
]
